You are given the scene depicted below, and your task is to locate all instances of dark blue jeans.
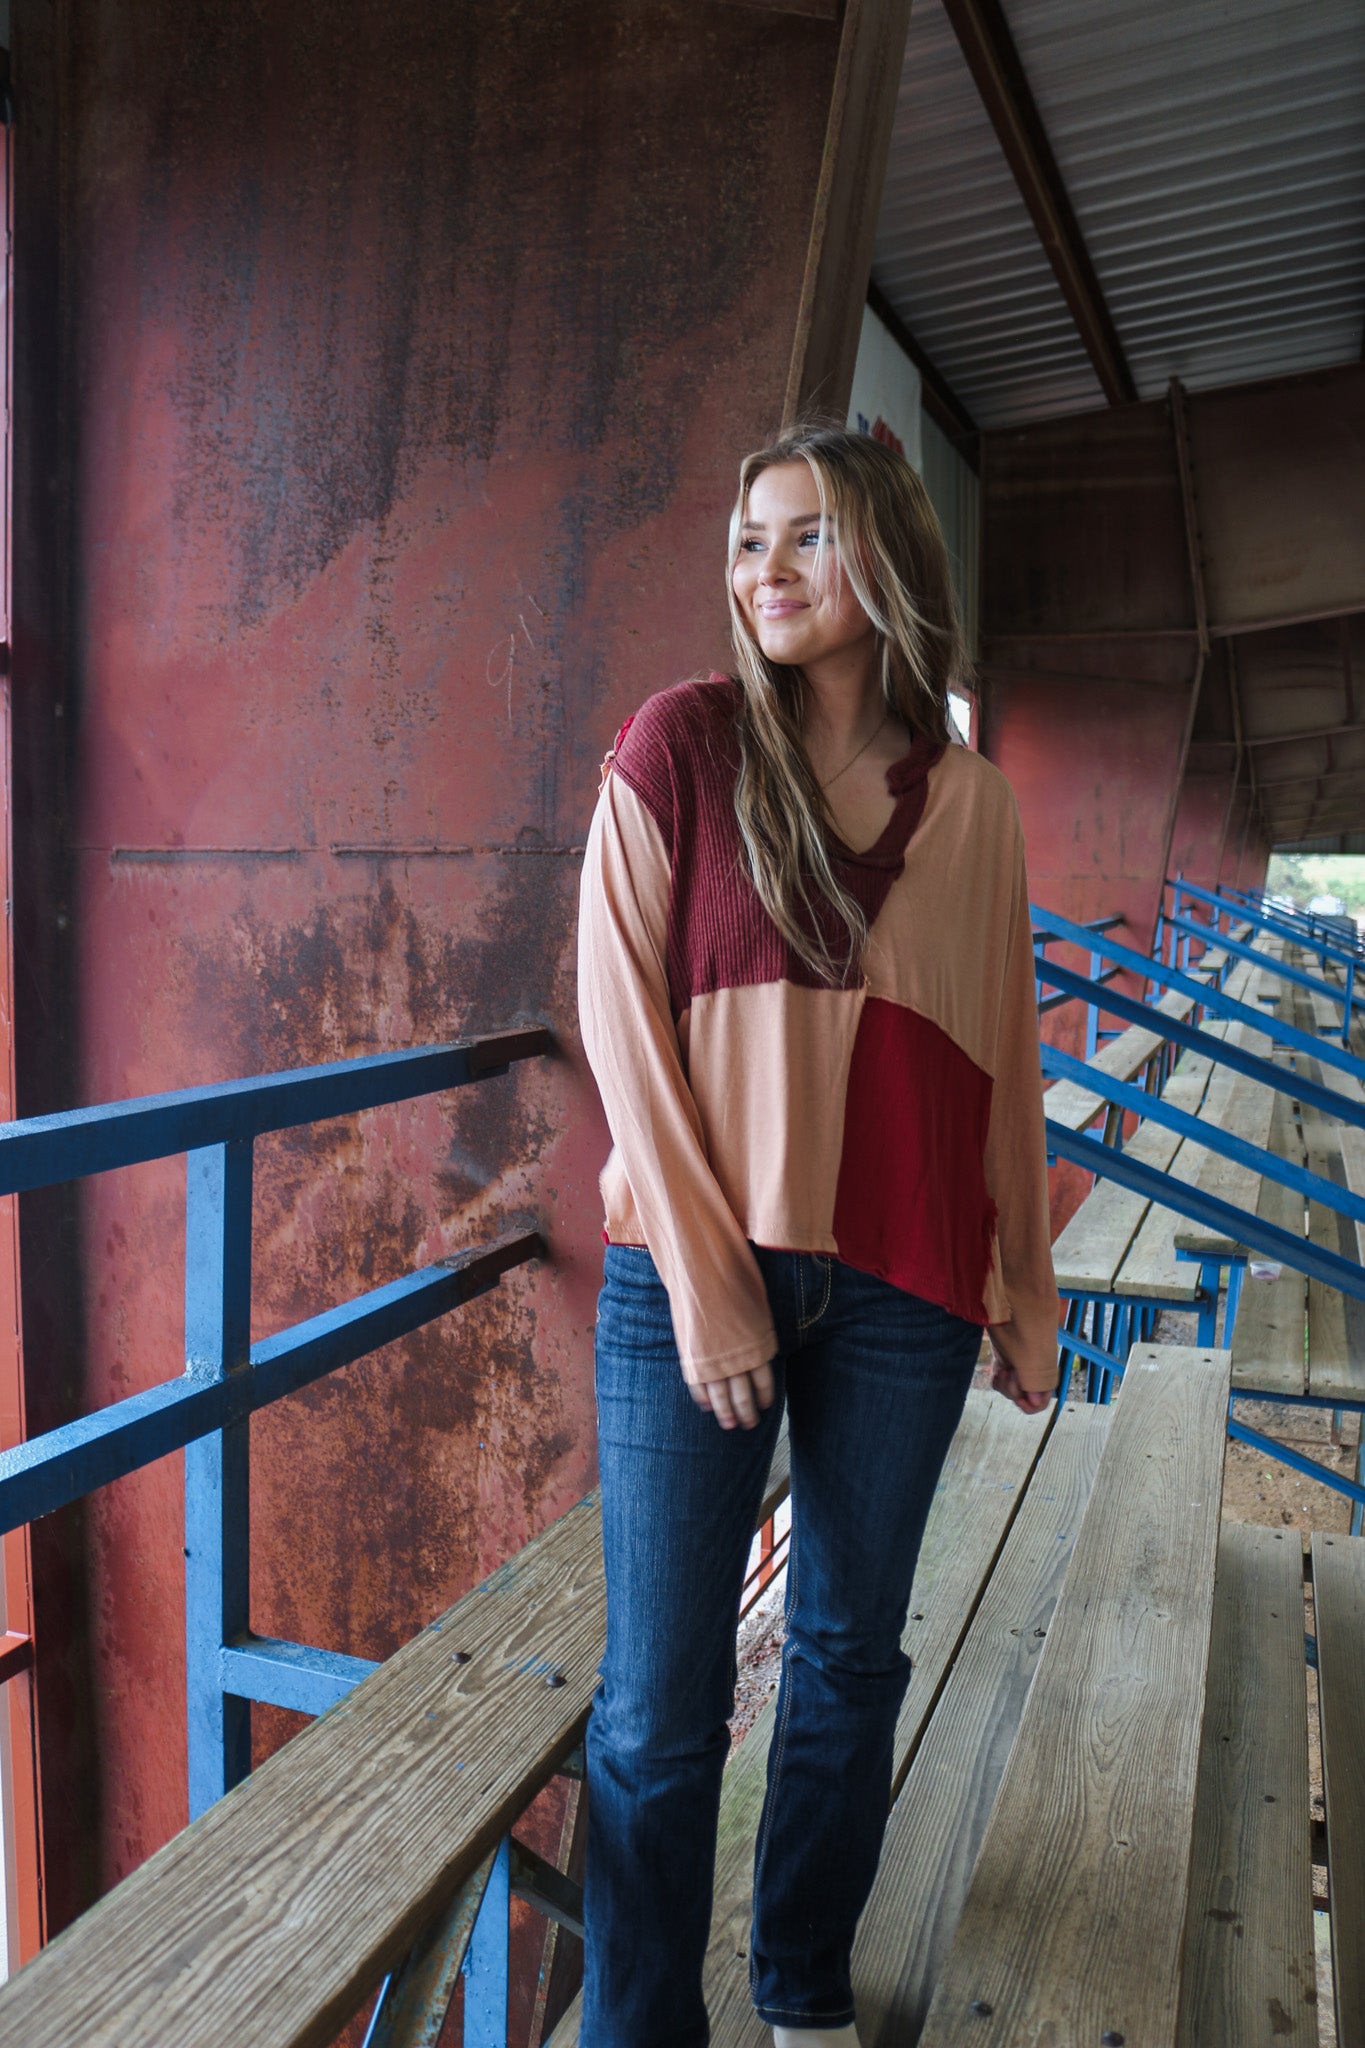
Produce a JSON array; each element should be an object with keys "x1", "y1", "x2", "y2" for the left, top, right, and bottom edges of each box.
[{"x1": 581, "y1": 1243, "x2": 981, "y2": 2046}]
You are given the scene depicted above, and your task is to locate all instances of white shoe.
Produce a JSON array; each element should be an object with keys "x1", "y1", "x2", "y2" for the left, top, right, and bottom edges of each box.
[{"x1": 773, "y1": 2028, "x2": 860, "y2": 2047}]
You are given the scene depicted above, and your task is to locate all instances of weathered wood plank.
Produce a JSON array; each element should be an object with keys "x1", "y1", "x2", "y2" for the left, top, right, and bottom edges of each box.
[
  {"x1": 5, "y1": 1412, "x2": 798, "y2": 2048},
  {"x1": 548, "y1": 1392, "x2": 1054, "y2": 2048},
  {"x1": 917, "y1": 1343, "x2": 1231, "y2": 2048},
  {"x1": 1176, "y1": 1523, "x2": 1316, "y2": 2046},
  {"x1": 1230, "y1": 1088, "x2": 1308, "y2": 1396},
  {"x1": 1043, "y1": 988, "x2": 1200, "y2": 1136},
  {"x1": 0, "y1": 1492, "x2": 608, "y2": 2048},
  {"x1": 1312, "y1": 1531, "x2": 1365, "y2": 2046},
  {"x1": 1113, "y1": 1056, "x2": 1227, "y2": 1294},
  {"x1": 1175, "y1": 1027, "x2": 1280, "y2": 1256},
  {"x1": 1052, "y1": 1114, "x2": 1183, "y2": 1294},
  {"x1": 853, "y1": 1403, "x2": 1111, "y2": 2047},
  {"x1": 1297, "y1": 1049, "x2": 1365, "y2": 1405},
  {"x1": 1117, "y1": 1045, "x2": 1233, "y2": 1301},
  {"x1": 1117, "y1": 970, "x2": 1261, "y2": 1294},
  {"x1": 706, "y1": 1397, "x2": 1055, "y2": 2048}
]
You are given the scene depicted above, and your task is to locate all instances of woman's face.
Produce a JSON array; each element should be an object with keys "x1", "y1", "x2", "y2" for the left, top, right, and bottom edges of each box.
[{"x1": 731, "y1": 459, "x2": 876, "y2": 673}]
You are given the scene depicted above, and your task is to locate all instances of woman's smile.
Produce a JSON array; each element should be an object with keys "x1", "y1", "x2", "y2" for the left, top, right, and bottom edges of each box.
[{"x1": 732, "y1": 459, "x2": 876, "y2": 677}]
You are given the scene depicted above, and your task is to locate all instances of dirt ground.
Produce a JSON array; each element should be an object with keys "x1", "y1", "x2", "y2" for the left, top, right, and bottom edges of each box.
[{"x1": 728, "y1": 1310, "x2": 1355, "y2": 2041}]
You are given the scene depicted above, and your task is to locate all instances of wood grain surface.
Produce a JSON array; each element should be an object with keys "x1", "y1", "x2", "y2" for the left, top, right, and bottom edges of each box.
[
  {"x1": 0, "y1": 1413, "x2": 801, "y2": 2048},
  {"x1": 1053, "y1": 1043, "x2": 1219, "y2": 1296},
  {"x1": 1176, "y1": 1522, "x2": 1316, "y2": 2046},
  {"x1": 1293, "y1": 999, "x2": 1365, "y2": 1403},
  {"x1": 548, "y1": 1392, "x2": 1054, "y2": 2048},
  {"x1": 1230, "y1": 1088, "x2": 1309, "y2": 1395},
  {"x1": 0, "y1": 1491, "x2": 608, "y2": 2048},
  {"x1": 1053, "y1": 1113, "x2": 1184, "y2": 1292},
  {"x1": 854, "y1": 1403, "x2": 1111, "y2": 2048},
  {"x1": 916, "y1": 1343, "x2": 1231, "y2": 2048},
  {"x1": 1117, "y1": 1042, "x2": 1231, "y2": 1300},
  {"x1": 1043, "y1": 988, "x2": 1198, "y2": 1136},
  {"x1": 1176, "y1": 1025, "x2": 1280, "y2": 1255},
  {"x1": 1312, "y1": 1530, "x2": 1365, "y2": 2044}
]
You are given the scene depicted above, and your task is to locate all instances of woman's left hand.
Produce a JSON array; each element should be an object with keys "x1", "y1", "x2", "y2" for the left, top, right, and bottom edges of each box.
[
  {"x1": 989, "y1": 1359, "x2": 1053, "y2": 1415},
  {"x1": 692, "y1": 1361, "x2": 777, "y2": 1430}
]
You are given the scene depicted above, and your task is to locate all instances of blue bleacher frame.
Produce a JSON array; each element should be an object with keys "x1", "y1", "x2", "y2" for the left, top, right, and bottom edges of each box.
[
  {"x1": 0, "y1": 1031, "x2": 558, "y2": 2046},
  {"x1": 0, "y1": 1034, "x2": 551, "y2": 1776},
  {"x1": 1039, "y1": 880, "x2": 1365, "y2": 1535}
]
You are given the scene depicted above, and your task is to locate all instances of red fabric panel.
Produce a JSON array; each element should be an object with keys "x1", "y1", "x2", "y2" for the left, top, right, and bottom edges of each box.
[
  {"x1": 609, "y1": 675, "x2": 942, "y2": 1017},
  {"x1": 833, "y1": 997, "x2": 997, "y2": 1324}
]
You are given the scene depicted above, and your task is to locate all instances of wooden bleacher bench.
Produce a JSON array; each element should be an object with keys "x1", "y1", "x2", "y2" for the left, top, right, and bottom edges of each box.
[
  {"x1": 866, "y1": 1352, "x2": 1358, "y2": 2045},
  {"x1": 1, "y1": 1338, "x2": 1359, "y2": 2044},
  {"x1": 1314, "y1": 1531, "x2": 1365, "y2": 2040},
  {"x1": 548, "y1": 1390, "x2": 1058, "y2": 2047},
  {"x1": 0, "y1": 1427, "x2": 795, "y2": 2048},
  {"x1": 545, "y1": 1343, "x2": 1361, "y2": 2046},
  {"x1": 1177, "y1": 954, "x2": 1365, "y2": 1409},
  {"x1": 1050, "y1": 957, "x2": 1263, "y2": 1318},
  {"x1": 1042, "y1": 937, "x2": 1242, "y2": 1145}
]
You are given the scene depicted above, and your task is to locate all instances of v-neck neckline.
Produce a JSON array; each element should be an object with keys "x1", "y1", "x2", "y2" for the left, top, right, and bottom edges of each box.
[{"x1": 826, "y1": 732, "x2": 945, "y2": 867}]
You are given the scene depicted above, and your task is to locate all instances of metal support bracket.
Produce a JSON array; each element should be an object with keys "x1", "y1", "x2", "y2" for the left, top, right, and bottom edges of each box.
[
  {"x1": 363, "y1": 1851, "x2": 497, "y2": 2048},
  {"x1": 509, "y1": 1836, "x2": 586, "y2": 1942}
]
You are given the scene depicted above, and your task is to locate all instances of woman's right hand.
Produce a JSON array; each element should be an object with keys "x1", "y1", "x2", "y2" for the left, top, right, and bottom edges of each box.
[{"x1": 690, "y1": 1360, "x2": 777, "y2": 1430}]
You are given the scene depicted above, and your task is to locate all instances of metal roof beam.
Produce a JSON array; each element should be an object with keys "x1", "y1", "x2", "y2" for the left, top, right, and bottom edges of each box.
[
  {"x1": 938, "y1": 0, "x2": 1136, "y2": 405},
  {"x1": 1257, "y1": 764, "x2": 1365, "y2": 796},
  {"x1": 1271, "y1": 801, "x2": 1365, "y2": 834},
  {"x1": 1244, "y1": 719, "x2": 1365, "y2": 752}
]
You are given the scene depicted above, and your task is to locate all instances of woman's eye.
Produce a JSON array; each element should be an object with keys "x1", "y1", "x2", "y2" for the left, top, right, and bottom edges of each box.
[
  {"x1": 799, "y1": 529, "x2": 822, "y2": 547},
  {"x1": 739, "y1": 538, "x2": 765, "y2": 553}
]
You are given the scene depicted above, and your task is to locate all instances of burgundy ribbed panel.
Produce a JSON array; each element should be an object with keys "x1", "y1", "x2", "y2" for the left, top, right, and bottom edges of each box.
[
  {"x1": 609, "y1": 675, "x2": 943, "y2": 1018},
  {"x1": 832, "y1": 996, "x2": 997, "y2": 1324}
]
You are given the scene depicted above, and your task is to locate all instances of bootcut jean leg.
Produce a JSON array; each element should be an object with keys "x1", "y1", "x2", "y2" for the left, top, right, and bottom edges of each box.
[
  {"x1": 581, "y1": 1243, "x2": 982, "y2": 2044},
  {"x1": 581, "y1": 1243, "x2": 784, "y2": 2048},
  {"x1": 746, "y1": 1252, "x2": 981, "y2": 2030}
]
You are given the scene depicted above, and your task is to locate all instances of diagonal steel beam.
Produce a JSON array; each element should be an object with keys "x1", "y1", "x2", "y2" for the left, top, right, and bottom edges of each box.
[{"x1": 939, "y1": 0, "x2": 1135, "y2": 404}]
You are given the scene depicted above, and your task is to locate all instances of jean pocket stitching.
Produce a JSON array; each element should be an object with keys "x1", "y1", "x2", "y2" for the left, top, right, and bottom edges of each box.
[{"x1": 797, "y1": 1255, "x2": 832, "y2": 1331}]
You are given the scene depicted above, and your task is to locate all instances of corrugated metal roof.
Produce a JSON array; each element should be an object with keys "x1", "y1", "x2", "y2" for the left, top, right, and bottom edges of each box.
[{"x1": 874, "y1": 0, "x2": 1365, "y2": 428}]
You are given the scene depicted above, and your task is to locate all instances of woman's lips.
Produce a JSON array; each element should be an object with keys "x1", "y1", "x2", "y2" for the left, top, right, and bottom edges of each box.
[{"x1": 759, "y1": 601, "x2": 807, "y2": 616}]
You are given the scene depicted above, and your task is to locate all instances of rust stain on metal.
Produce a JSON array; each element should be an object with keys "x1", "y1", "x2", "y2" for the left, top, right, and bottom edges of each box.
[{"x1": 24, "y1": 0, "x2": 837, "y2": 1932}]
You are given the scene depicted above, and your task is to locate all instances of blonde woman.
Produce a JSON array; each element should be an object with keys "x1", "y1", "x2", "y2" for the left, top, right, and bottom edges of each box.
[{"x1": 577, "y1": 423, "x2": 1059, "y2": 2047}]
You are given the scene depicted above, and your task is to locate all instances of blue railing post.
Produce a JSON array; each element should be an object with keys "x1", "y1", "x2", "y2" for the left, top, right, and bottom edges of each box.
[
  {"x1": 184, "y1": 1138, "x2": 254, "y2": 1817},
  {"x1": 1346, "y1": 958, "x2": 1356, "y2": 1050},
  {"x1": 462, "y1": 1833, "x2": 511, "y2": 2047},
  {"x1": 1086, "y1": 947, "x2": 1102, "y2": 1058}
]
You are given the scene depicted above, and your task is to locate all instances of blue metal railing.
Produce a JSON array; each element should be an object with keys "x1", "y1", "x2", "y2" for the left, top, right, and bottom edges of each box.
[
  {"x1": 1165, "y1": 873, "x2": 1361, "y2": 1041},
  {"x1": 0, "y1": 1027, "x2": 549, "y2": 1816},
  {"x1": 1031, "y1": 901, "x2": 1365, "y2": 1091},
  {"x1": 1222, "y1": 882, "x2": 1365, "y2": 967},
  {"x1": 1041, "y1": 878, "x2": 1365, "y2": 1528},
  {"x1": 1031, "y1": 912, "x2": 1124, "y2": 1047}
]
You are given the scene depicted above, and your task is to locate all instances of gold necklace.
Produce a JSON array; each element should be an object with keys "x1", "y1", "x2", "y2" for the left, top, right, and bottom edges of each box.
[{"x1": 820, "y1": 711, "x2": 889, "y2": 791}]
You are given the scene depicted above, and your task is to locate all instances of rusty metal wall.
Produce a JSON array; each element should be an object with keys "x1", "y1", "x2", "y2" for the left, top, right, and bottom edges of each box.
[
  {"x1": 980, "y1": 657, "x2": 1196, "y2": 1234},
  {"x1": 1168, "y1": 763, "x2": 1239, "y2": 892},
  {"x1": 12, "y1": 0, "x2": 842, "y2": 1941}
]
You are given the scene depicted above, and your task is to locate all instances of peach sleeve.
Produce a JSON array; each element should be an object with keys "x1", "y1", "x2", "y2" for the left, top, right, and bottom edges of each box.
[
  {"x1": 577, "y1": 770, "x2": 778, "y2": 1387},
  {"x1": 983, "y1": 831, "x2": 1061, "y2": 1393}
]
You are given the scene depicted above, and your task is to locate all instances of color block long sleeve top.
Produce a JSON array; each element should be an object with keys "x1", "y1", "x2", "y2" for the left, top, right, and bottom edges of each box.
[{"x1": 577, "y1": 674, "x2": 1060, "y2": 1394}]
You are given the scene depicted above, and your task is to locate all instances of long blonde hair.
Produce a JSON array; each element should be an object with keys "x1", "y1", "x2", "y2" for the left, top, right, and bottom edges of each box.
[{"x1": 725, "y1": 421, "x2": 968, "y2": 983}]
